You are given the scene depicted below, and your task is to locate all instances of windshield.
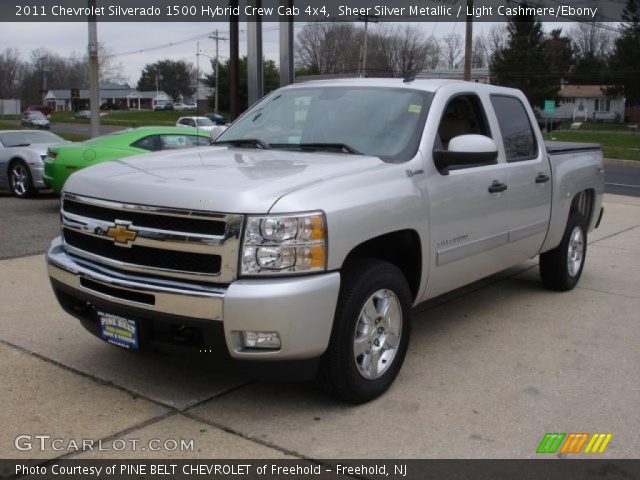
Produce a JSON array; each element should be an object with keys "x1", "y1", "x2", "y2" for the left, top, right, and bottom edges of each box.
[
  {"x1": 0, "y1": 131, "x2": 64, "y2": 146},
  {"x1": 216, "y1": 86, "x2": 433, "y2": 161},
  {"x1": 196, "y1": 118, "x2": 214, "y2": 127},
  {"x1": 28, "y1": 112, "x2": 47, "y2": 119}
]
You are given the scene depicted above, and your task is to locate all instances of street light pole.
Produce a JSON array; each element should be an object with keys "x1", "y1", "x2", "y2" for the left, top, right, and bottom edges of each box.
[
  {"x1": 209, "y1": 29, "x2": 228, "y2": 114},
  {"x1": 87, "y1": 0, "x2": 100, "y2": 137},
  {"x1": 358, "y1": 15, "x2": 378, "y2": 77}
]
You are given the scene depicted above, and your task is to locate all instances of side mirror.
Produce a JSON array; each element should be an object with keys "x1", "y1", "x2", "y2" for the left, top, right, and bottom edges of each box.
[{"x1": 433, "y1": 134, "x2": 498, "y2": 175}]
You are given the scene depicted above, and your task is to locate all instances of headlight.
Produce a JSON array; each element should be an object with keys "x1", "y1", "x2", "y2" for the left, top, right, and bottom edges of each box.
[{"x1": 241, "y1": 212, "x2": 327, "y2": 276}]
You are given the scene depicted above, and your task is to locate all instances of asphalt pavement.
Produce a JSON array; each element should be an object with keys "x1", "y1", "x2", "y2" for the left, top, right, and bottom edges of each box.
[
  {"x1": 605, "y1": 164, "x2": 640, "y2": 197},
  {"x1": 0, "y1": 193, "x2": 638, "y2": 459}
]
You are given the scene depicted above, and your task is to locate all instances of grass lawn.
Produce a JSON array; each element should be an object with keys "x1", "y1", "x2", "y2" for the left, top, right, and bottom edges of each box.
[
  {"x1": 543, "y1": 130, "x2": 640, "y2": 160},
  {"x1": 0, "y1": 120, "x2": 88, "y2": 142},
  {"x1": 50, "y1": 110, "x2": 229, "y2": 127}
]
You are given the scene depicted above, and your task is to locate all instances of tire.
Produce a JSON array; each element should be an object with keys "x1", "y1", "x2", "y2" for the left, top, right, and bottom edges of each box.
[
  {"x1": 540, "y1": 211, "x2": 587, "y2": 291},
  {"x1": 318, "y1": 259, "x2": 412, "y2": 403},
  {"x1": 8, "y1": 160, "x2": 37, "y2": 198}
]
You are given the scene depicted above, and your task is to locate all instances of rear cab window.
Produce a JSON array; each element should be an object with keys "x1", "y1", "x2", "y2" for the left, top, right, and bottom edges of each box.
[{"x1": 490, "y1": 95, "x2": 538, "y2": 162}]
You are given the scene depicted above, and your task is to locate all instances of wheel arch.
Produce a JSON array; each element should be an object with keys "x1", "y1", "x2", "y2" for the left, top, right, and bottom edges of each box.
[
  {"x1": 570, "y1": 188, "x2": 596, "y2": 229},
  {"x1": 341, "y1": 229, "x2": 422, "y2": 302}
]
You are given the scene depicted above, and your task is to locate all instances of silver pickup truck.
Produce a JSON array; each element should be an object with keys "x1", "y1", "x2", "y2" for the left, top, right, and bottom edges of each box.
[{"x1": 46, "y1": 79, "x2": 605, "y2": 402}]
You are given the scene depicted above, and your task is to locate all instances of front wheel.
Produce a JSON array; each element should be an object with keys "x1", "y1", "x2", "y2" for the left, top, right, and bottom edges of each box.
[
  {"x1": 540, "y1": 211, "x2": 587, "y2": 291},
  {"x1": 9, "y1": 160, "x2": 37, "y2": 198},
  {"x1": 318, "y1": 259, "x2": 412, "y2": 403}
]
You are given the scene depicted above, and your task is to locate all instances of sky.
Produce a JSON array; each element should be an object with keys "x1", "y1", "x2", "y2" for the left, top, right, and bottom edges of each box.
[{"x1": 0, "y1": 21, "x2": 566, "y2": 86}]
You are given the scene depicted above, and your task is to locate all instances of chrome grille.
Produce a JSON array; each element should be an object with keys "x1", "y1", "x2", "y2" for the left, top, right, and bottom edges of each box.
[{"x1": 60, "y1": 193, "x2": 243, "y2": 283}]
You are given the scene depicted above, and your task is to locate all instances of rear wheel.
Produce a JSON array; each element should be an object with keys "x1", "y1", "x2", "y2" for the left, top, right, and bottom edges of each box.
[
  {"x1": 318, "y1": 259, "x2": 412, "y2": 403},
  {"x1": 9, "y1": 160, "x2": 36, "y2": 198},
  {"x1": 540, "y1": 211, "x2": 587, "y2": 291}
]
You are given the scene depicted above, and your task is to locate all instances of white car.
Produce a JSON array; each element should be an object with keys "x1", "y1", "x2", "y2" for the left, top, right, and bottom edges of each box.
[
  {"x1": 173, "y1": 103, "x2": 187, "y2": 111},
  {"x1": 176, "y1": 116, "x2": 216, "y2": 132},
  {"x1": 185, "y1": 103, "x2": 198, "y2": 111}
]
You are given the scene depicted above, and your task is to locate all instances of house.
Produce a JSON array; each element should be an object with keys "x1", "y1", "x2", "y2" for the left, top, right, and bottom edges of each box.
[
  {"x1": 44, "y1": 82, "x2": 171, "y2": 111},
  {"x1": 417, "y1": 67, "x2": 491, "y2": 84},
  {"x1": 182, "y1": 79, "x2": 214, "y2": 111},
  {"x1": 556, "y1": 85, "x2": 625, "y2": 123}
]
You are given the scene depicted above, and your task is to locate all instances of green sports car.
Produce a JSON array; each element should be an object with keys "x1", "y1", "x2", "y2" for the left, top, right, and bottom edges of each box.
[{"x1": 43, "y1": 126, "x2": 211, "y2": 194}]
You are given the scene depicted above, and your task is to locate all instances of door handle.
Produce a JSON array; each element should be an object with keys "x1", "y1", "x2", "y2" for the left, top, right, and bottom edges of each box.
[
  {"x1": 488, "y1": 181, "x2": 508, "y2": 193},
  {"x1": 535, "y1": 173, "x2": 550, "y2": 184}
]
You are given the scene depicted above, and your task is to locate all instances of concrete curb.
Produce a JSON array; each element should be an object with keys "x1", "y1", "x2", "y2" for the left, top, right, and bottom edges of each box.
[{"x1": 604, "y1": 158, "x2": 640, "y2": 168}]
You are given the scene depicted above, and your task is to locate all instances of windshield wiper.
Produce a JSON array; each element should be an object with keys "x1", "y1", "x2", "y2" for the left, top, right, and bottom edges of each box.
[
  {"x1": 297, "y1": 143, "x2": 363, "y2": 155},
  {"x1": 8, "y1": 143, "x2": 31, "y2": 147},
  {"x1": 213, "y1": 138, "x2": 271, "y2": 150}
]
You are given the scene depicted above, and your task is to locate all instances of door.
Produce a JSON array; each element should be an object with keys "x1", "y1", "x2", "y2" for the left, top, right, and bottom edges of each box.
[
  {"x1": 490, "y1": 95, "x2": 552, "y2": 263},
  {"x1": 425, "y1": 93, "x2": 513, "y2": 299}
]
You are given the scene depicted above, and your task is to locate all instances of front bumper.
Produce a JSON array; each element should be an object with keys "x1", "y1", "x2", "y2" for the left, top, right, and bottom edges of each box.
[{"x1": 47, "y1": 237, "x2": 340, "y2": 361}]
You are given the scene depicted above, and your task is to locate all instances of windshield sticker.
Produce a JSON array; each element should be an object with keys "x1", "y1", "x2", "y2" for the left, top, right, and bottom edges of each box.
[{"x1": 408, "y1": 104, "x2": 422, "y2": 114}]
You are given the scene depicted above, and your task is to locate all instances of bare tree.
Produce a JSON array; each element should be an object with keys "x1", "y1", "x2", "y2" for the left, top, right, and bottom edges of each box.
[
  {"x1": 441, "y1": 32, "x2": 463, "y2": 69},
  {"x1": 0, "y1": 48, "x2": 24, "y2": 98},
  {"x1": 485, "y1": 24, "x2": 509, "y2": 58},
  {"x1": 471, "y1": 35, "x2": 488, "y2": 68},
  {"x1": 569, "y1": 20, "x2": 615, "y2": 60},
  {"x1": 373, "y1": 25, "x2": 439, "y2": 77},
  {"x1": 295, "y1": 23, "x2": 361, "y2": 74}
]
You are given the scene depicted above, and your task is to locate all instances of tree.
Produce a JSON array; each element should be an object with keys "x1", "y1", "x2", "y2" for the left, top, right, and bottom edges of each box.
[
  {"x1": 568, "y1": 20, "x2": 614, "y2": 85},
  {"x1": 490, "y1": 10, "x2": 558, "y2": 107},
  {"x1": 543, "y1": 29, "x2": 574, "y2": 86},
  {"x1": 295, "y1": 23, "x2": 362, "y2": 74},
  {"x1": 441, "y1": 32, "x2": 462, "y2": 69},
  {"x1": 0, "y1": 48, "x2": 24, "y2": 99},
  {"x1": 371, "y1": 24, "x2": 439, "y2": 77},
  {"x1": 204, "y1": 56, "x2": 279, "y2": 113},
  {"x1": 137, "y1": 59, "x2": 196, "y2": 101},
  {"x1": 608, "y1": 0, "x2": 640, "y2": 104}
]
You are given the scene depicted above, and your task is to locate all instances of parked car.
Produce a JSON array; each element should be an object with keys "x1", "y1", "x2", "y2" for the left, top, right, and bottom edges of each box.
[
  {"x1": 176, "y1": 116, "x2": 228, "y2": 140},
  {"x1": 154, "y1": 102, "x2": 174, "y2": 111},
  {"x1": 204, "y1": 113, "x2": 227, "y2": 125},
  {"x1": 185, "y1": 103, "x2": 198, "y2": 111},
  {"x1": 173, "y1": 103, "x2": 187, "y2": 111},
  {"x1": 43, "y1": 126, "x2": 211, "y2": 194},
  {"x1": 0, "y1": 130, "x2": 67, "y2": 197},
  {"x1": 74, "y1": 110, "x2": 107, "y2": 119},
  {"x1": 21, "y1": 111, "x2": 50, "y2": 129},
  {"x1": 25, "y1": 105, "x2": 53, "y2": 117},
  {"x1": 46, "y1": 79, "x2": 605, "y2": 403}
]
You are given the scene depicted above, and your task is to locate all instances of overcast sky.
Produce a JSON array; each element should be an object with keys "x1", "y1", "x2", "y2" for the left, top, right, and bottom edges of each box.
[{"x1": 0, "y1": 21, "x2": 564, "y2": 85}]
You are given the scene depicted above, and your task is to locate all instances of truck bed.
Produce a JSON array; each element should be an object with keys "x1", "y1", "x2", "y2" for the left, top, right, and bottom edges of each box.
[{"x1": 545, "y1": 140, "x2": 601, "y2": 155}]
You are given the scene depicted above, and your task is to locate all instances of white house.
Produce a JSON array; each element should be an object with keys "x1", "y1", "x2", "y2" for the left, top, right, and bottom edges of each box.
[
  {"x1": 44, "y1": 82, "x2": 171, "y2": 111},
  {"x1": 556, "y1": 85, "x2": 625, "y2": 123}
]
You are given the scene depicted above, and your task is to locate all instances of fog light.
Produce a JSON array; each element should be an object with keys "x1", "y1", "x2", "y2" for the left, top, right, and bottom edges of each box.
[{"x1": 242, "y1": 331, "x2": 281, "y2": 349}]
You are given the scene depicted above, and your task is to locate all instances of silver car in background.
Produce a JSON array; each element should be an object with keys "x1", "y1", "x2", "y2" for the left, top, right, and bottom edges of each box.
[{"x1": 0, "y1": 130, "x2": 67, "y2": 198}]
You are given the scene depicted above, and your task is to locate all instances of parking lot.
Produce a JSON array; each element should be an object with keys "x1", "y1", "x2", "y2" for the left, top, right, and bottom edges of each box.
[{"x1": 0, "y1": 190, "x2": 639, "y2": 460}]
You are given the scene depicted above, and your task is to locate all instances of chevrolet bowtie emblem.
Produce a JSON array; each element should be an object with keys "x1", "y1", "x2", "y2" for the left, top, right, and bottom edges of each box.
[{"x1": 106, "y1": 222, "x2": 137, "y2": 245}]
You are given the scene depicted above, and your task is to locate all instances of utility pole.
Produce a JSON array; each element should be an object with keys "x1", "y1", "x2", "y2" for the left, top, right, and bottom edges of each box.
[
  {"x1": 247, "y1": 0, "x2": 264, "y2": 107},
  {"x1": 229, "y1": 0, "x2": 240, "y2": 120},
  {"x1": 464, "y1": 0, "x2": 473, "y2": 81},
  {"x1": 209, "y1": 29, "x2": 228, "y2": 114},
  {"x1": 87, "y1": 0, "x2": 100, "y2": 137},
  {"x1": 358, "y1": 15, "x2": 379, "y2": 77},
  {"x1": 279, "y1": 0, "x2": 294, "y2": 86},
  {"x1": 196, "y1": 41, "x2": 200, "y2": 113},
  {"x1": 41, "y1": 67, "x2": 48, "y2": 106}
]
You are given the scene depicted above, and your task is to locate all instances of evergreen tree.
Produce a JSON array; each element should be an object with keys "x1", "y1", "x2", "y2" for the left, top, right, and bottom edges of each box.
[
  {"x1": 204, "y1": 57, "x2": 279, "y2": 113},
  {"x1": 490, "y1": 10, "x2": 558, "y2": 107},
  {"x1": 609, "y1": 0, "x2": 640, "y2": 105},
  {"x1": 137, "y1": 60, "x2": 195, "y2": 102}
]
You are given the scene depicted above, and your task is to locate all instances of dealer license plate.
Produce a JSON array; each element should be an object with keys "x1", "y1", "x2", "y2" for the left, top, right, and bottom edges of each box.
[{"x1": 98, "y1": 311, "x2": 139, "y2": 350}]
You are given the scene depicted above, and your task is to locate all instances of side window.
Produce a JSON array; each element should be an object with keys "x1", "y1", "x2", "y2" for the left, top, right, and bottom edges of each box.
[
  {"x1": 132, "y1": 135, "x2": 161, "y2": 151},
  {"x1": 435, "y1": 94, "x2": 490, "y2": 150},
  {"x1": 490, "y1": 95, "x2": 537, "y2": 162},
  {"x1": 160, "y1": 135, "x2": 207, "y2": 149}
]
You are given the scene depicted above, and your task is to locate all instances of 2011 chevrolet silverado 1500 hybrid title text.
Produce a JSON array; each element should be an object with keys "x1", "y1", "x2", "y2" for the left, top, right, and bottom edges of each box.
[{"x1": 46, "y1": 79, "x2": 605, "y2": 403}]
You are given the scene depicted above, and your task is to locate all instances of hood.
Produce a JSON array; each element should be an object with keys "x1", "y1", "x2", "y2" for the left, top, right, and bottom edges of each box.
[{"x1": 63, "y1": 146, "x2": 387, "y2": 213}]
